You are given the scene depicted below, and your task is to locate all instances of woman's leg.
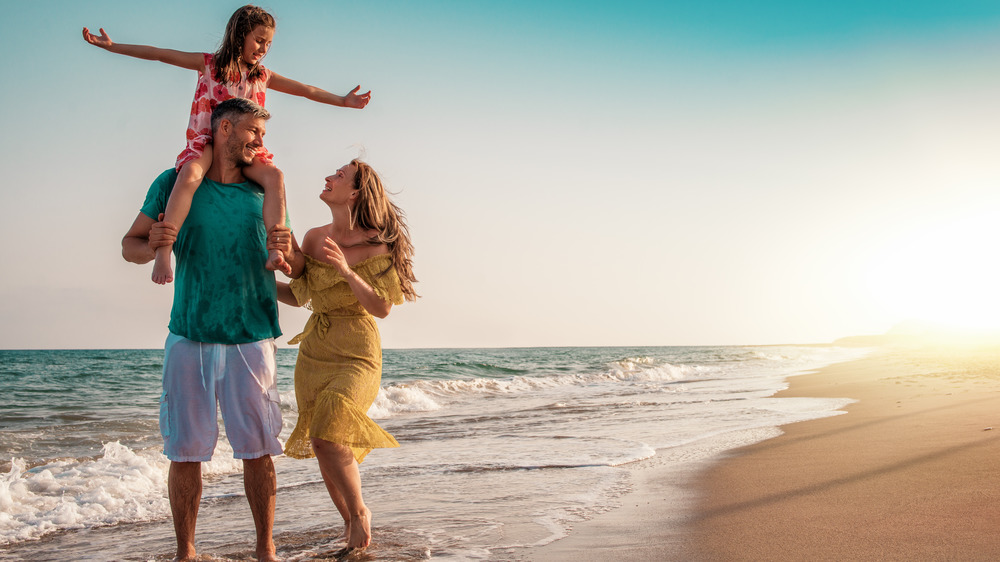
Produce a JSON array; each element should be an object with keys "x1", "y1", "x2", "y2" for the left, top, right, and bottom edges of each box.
[
  {"x1": 153, "y1": 149, "x2": 212, "y2": 284},
  {"x1": 244, "y1": 160, "x2": 290, "y2": 275},
  {"x1": 311, "y1": 437, "x2": 371, "y2": 549},
  {"x1": 315, "y1": 447, "x2": 352, "y2": 538}
]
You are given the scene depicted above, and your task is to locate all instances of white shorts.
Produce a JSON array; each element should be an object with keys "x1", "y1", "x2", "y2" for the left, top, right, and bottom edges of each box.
[{"x1": 159, "y1": 333, "x2": 284, "y2": 462}]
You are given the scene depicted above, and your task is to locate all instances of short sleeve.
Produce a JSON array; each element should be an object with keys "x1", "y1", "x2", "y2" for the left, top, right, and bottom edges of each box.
[
  {"x1": 139, "y1": 169, "x2": 178, "y2": 220},
  {"x1": 361, "y1": 259, "x2": 404, "y2": 305},
  {"x1": 288, "y1": 275, "x2": 311, "y2": 307}
]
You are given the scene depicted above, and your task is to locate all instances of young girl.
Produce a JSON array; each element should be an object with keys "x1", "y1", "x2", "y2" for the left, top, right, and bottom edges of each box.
[{"x1": 83, "y1": 5, "x2": 371, "y2": 284}]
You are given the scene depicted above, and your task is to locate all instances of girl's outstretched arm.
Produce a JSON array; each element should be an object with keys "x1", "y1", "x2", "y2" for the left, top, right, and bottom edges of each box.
[
  {"x1": 268, "y1": 72, "x2": 372, "y2": 109},
  {"x1": 82, "y1": 27, "x2": 203, "y2": 71}
]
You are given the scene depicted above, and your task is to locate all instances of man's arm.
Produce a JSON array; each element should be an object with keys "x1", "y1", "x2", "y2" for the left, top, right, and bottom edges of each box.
[{"x1": 122, "y1": 212, "x2": 178, "y2": 264}]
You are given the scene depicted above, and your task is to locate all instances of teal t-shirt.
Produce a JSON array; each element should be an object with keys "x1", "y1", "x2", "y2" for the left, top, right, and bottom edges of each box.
[{"x1": 140, "y1": 169, "x2": 283, "y2": 344}]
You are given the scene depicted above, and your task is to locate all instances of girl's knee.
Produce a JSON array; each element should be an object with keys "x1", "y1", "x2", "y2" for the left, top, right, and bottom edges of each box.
[
  {"x1": 248, "y1": 162, "x2": 285, "y2": 190},
  {"x1": 177, "y1": 162, "x2": 207, "y2": 184},
  {"x1": 262, "y1": 165, "x2": 284, "y2": 186}
]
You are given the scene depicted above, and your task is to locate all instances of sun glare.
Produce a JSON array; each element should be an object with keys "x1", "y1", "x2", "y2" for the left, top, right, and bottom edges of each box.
[{"x1": 865, "y1": 214, "x2": 1000, "y2": 336}]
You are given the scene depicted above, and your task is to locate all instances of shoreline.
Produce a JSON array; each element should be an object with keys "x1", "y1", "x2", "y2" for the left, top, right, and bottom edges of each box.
[{"x1": 531, "y1": 344, "x2": 1000, "y2": 561}]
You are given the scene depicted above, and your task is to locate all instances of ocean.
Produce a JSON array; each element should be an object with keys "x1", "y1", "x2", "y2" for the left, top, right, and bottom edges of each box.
[{"x1": 0, "y1": 345, "x2": 867, "y2": 560}]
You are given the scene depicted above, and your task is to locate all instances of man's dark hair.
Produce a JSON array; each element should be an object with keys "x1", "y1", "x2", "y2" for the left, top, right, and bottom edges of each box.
[{"x1": 211, "y1": 97, "x2": 271, "y2": 134}]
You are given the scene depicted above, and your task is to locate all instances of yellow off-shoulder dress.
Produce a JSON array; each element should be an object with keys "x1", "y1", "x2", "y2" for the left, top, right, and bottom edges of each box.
[{"x1": 284, "y1": 253, "x2": 402, "y2": 463}]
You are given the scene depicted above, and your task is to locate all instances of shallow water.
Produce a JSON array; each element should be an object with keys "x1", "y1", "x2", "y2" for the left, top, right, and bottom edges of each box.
[{"x1": 0, "y1": 345, "x2": 867, "y2": 559}]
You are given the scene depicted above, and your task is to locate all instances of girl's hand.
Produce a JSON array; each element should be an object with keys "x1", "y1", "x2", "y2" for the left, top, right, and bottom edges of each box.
[
  {"x1": 320, "y1": 237, "x2": 352, "y2": 276},
  {"x1": 343, "y1": 86, "x2": 372, "y2": 109},
  {"x1": 82, "y1": 27, "x2": 113, "y2": 49}
]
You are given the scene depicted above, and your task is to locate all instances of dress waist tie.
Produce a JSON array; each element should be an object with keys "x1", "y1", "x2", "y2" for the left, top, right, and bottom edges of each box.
[
  {"x1": 287, "y1": 312, "x2": 331, "y2": 345},
  {"x1": 287, "y1": 310, "x2": 366, "y2": 344}
]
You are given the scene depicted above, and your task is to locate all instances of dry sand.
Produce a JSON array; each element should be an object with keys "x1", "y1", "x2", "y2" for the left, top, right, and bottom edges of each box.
[{"x1": 531, "y1": 344, "x2": 1000, "y2": 561}]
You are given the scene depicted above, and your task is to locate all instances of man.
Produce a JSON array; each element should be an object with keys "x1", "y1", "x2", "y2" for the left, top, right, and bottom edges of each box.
[{"x1": 122, "y1": 97, "x2": 302, "y2": 562}]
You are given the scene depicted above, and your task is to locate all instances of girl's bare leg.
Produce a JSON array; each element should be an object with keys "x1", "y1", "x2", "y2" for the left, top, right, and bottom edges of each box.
[
  {"x1": 153, "y1": 149, "x2": 212, "y2": 284},
  {"x1": 244, "y1": 160, "x2": 291, "y2": 275},
  {"x1": 311, "y1": 438, "x2": 371, "y2": 550}
]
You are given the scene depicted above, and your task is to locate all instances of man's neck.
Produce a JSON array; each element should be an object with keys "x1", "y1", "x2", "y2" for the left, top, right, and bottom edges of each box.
[{"x1": 204, "y1": 159, "x2": 246, "y2": 185}]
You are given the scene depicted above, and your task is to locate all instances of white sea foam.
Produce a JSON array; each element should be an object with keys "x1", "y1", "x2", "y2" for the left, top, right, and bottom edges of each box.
[
  {"x1": 310, "y1": 347, "x2": 852, "y2": 423},
  {"x1": 606, "y1": 357, "x2": 703, "y2": 381},
  {"x1": 0, "y1": 442, "x2": 168, "y2": 545},
  {"x1": 366, "y1": 358, "x2": 698, "y2": 419},
  {"x1": 609, "y1": 442, "x2": 657, "y2": 467},
  {"x1": 369, "y1": 384, "x2": 443, "y2": 418},
  {"x1": 750, "y1": 350, "x2": 793, "y2": 361},
  {"x1": 0, "y1": 439, "x2": 251, "y2": 546}
]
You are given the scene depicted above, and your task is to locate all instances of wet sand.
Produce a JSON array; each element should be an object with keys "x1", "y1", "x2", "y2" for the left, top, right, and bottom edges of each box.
[{"x1": 531, "y1": 344, "x2": 1000, "y2": 561}]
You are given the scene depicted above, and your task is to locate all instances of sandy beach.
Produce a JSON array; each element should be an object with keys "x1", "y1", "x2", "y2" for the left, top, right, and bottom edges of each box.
[
  {"x1": 10, "y1": 344, "x2": 998, "y2": 560},
  {"x1": 532, "y1": 343, "x2": 1000, "y2": 561}
]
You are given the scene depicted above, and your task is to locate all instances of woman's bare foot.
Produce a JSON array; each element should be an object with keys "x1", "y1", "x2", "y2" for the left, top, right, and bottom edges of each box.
[
  {"x1": 265, "y1": 249, "x2": 292, "y2": 275},
  {"x1": 347, "y1": 508, "x2": 371, "y2": 550},
  {"x1": 152, "y1": 252, "x2": 174, "y2": 284}
]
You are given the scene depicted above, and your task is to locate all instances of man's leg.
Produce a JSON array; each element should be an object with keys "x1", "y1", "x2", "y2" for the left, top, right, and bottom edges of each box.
[
  {"x1": 218, "y1": 340, "x2": 283, "y2": 560},
  {"x1": 161, "y1": 334, "x2": 220, "y2": 561},
  {"x1": 244, "y1": 455, "x2": 278, "y2": 561},
  {"x1": 169, "y1": 461, "x2": 202, "y2": 561}
]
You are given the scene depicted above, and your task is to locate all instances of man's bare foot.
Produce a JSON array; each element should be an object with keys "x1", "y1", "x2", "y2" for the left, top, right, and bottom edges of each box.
[
  {"x1": 152, "y1": 254, "x2": 174, "y2": 284},
  {"x1": 265, "y1": 250, "x2": 292, "y2": 275},
  {"x1": 256, "y1": 540, "x2": 280, "y2": 561},
  {"x1": 347, "y1": 508, "x2": 371, "y2": 550}
]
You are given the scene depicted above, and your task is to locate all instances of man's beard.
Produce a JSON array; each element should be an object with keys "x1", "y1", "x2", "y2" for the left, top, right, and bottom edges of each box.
[{"x1": 229, "y1": 143, "x2": 256, "y2": 167}]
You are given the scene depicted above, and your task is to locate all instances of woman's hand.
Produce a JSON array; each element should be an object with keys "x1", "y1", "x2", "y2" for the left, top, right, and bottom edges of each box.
[
  {"x1": 82, "y1": 27, "x2": 113, "y2": 49},
  {"x1": 320, "y1": 237, "x2": 353, "y2": 277},
  {"x1": 309, "y1": 234, "x2": 392, "y2": 318}
]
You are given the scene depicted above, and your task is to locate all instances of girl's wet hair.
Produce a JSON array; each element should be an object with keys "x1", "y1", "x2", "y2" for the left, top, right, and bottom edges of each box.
[
  {"x1": 350, "y1": 160, "x2": 419, "y2": 301},
  {"x1": 214, "y1": 5, "x2": 275, "y2": 85}
]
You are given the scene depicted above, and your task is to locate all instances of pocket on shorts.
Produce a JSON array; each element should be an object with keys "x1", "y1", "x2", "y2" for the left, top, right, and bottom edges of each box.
[
  {"x1": 159, "y1": 391, "x2": 170, "y2": 438},
  {"x1": 266, "y1": 388, "x2": 282, "y2": 438}
]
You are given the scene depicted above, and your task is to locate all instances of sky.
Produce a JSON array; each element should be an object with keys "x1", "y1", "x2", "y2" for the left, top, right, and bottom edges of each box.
[{"x1": 3, "y1": 0, "x2": 1000, "y2": 349}]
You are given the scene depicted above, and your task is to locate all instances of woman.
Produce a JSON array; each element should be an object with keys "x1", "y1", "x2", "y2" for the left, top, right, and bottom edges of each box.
[{"x1": 277, "y1": 159, "x2": 417, "y2": 551}]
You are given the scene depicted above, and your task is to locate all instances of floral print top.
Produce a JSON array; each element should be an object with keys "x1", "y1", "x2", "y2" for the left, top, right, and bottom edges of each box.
[{"x1": 174, "y1": 53, "x2": 273, "y2": 169}]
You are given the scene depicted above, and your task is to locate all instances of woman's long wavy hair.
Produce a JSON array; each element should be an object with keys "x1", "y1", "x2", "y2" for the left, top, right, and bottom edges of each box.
[
  {"x1": 213, "y1": 5, "x2": 275, "y2": 85},
  {"x1": 350, "y1": 159, "x2": 418, "y2": 301}
]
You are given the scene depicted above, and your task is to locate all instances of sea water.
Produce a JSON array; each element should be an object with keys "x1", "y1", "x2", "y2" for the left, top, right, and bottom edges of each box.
[{"x1": 0, "y1": 345, "x2": 868, "y2": 560}]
